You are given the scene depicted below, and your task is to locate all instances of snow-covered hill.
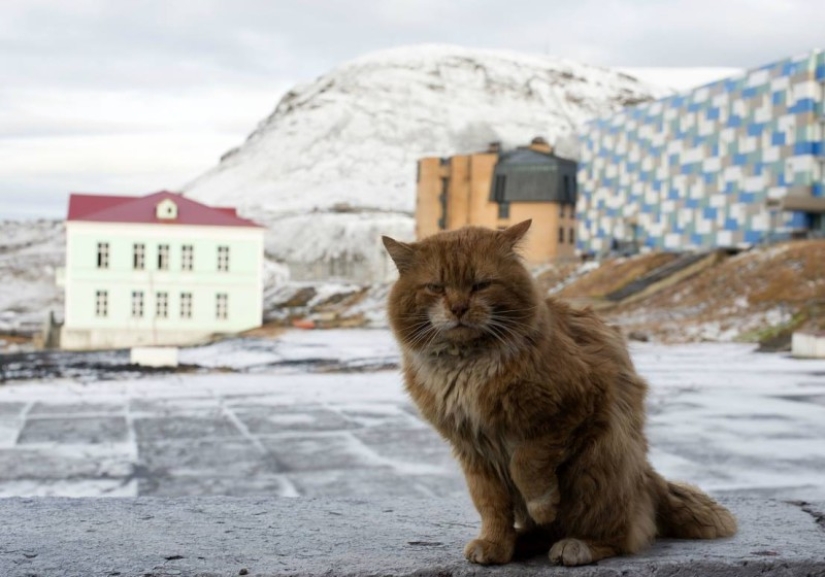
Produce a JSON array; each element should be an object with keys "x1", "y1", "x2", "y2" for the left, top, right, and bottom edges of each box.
[
  {"x1": 184, "y1": 44, "x2": 666, "y2": 282},
  {"x1": 0, "y1": 220, "x2": 64, "y2": 335},
  {"x1": 1, "y1": 45, "x2": 672, "y2": 333}
]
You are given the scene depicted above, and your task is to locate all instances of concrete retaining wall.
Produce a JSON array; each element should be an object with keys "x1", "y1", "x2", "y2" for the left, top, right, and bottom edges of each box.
[{"x1": 0, "y1": 497, "x2": 823, "y2": 577}]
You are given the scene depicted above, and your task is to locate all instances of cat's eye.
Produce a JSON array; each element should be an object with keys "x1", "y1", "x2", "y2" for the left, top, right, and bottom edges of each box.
[
  {"x1": 472, "y1": 280, "x2": 492, "y2": 292},
  {"x1": 425, "y1": 283, "x2": 445, "y2": 294}
]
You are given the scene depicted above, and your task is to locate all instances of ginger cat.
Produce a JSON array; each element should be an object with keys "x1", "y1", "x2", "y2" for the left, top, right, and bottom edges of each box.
[{"x1": 382, "y1": 220, "x2": 736, "y2": 566}]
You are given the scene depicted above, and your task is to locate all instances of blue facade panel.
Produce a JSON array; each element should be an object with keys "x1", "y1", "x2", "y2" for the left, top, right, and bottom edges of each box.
[{"x1": 577, "y1": 49, "x2": 823, "y2": 253}]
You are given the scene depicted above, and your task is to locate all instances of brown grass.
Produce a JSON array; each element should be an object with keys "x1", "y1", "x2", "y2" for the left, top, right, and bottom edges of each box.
[
  {"x1": 598, "y1": 240, "x2": 825, "y2": 342},
  {"x1": 558, "y1": 253, "x2": 679, "y2": 299},
  {"x1": 626, "y1": 240, "x2": 825, "y2": 311}
]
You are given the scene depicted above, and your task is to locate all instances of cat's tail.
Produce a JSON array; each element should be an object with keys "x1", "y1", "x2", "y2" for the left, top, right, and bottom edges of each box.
[{"x1": 650, "y1": 472, "x2": 737, "y2": 539}]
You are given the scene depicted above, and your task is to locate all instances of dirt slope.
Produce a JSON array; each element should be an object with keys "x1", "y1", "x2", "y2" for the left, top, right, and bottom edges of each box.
[{"x1": 551, "y1": 240, "x2": 825, "y2": 343}]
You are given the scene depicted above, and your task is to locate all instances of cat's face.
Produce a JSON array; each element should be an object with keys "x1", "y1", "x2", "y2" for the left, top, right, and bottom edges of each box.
[{"x1": 383, "y1": 221, "x2": 539, "y2": 354}]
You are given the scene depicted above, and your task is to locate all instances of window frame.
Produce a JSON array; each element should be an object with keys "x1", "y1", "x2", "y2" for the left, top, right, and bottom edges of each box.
[
  {"x1": 155, "y1": 291, "x2": 169, "y2": 319},
  {"x1": 216, "y1": 292, "x2": 228, "y2": 320},
  {"x1": 181, "y1": 245, "x2": 194, "y2": 271},
  {"x1": 131, "y1": 290, "x2": 144, "y2": 318},
  {"x1": 133, "y1": 243, "x2": 145, "y2": 270},
  {"x1": 95, "y1": 290, "x2": 108, "y2": 318},
  {"x1": 157, "y1": 244, "x2": 170, "y2": 270},
  {"x1": 180, "y1": 292, "x2": 193, "y2": 319},
  {"x1": 217, "y1": 245, "x2": 230, "y2": 272},
  {"x1": 97, "y1": 242, "x2": 110, "y2": 269}
]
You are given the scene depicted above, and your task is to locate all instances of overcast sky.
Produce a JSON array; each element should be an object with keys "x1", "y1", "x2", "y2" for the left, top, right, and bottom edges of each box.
[{"x1": 1, "y1": 0, "x2": 822, "y2": 219}]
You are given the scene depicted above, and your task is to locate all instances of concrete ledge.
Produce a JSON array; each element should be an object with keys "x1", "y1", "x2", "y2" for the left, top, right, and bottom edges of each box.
[{"x1": 0, "y1": 497, "x2": 823, "y2": 577}]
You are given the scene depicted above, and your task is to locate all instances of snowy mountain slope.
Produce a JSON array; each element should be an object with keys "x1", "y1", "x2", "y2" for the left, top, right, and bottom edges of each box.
[
  {"x1": 185, "y1": 44, "x2": 666, "y2": 217},
  {"x1": 183, "y1": 44, "x2": 666, "y2": 281},
  {"x1": 1, "y1": 46, "x2": 671, "y2": 329},
  {"x1": 616, "y1": 67, "x2": 744, "y2": 93},
  {"x1": 0, "y1": 220, "x2": 64, "y2": 334}
]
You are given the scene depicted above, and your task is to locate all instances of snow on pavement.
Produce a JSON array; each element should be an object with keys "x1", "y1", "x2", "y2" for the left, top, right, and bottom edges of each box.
[{"x1": 0, "y1": 331, "x2": 823, "y2": 500}]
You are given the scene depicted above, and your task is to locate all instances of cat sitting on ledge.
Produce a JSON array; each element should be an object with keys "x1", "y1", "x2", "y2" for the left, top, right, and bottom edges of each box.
[{"x1": 382, "y1": 220, "x2": 736, "y2": 567}]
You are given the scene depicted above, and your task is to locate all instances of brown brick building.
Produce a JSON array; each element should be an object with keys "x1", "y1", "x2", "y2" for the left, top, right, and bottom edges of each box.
[{"x1": 416, "y1": 138, "x2": 578, "y2": 265}]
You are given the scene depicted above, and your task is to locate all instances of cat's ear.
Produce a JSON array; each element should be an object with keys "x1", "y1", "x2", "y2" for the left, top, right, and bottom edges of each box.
[
  {"x1": 499, "y1": 219, "x2": 532, "y2": 249},
  {"x1": 382, "y1": 236, "x2": 416, "y2": 273}
]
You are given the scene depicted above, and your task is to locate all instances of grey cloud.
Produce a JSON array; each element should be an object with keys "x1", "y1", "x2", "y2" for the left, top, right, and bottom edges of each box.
[
  {"x1": 3, "y1": 0, "x2": 822, "y2": 92},
  {"x1": 2, "y1": 0, "x2": 823, "y2": 219}
]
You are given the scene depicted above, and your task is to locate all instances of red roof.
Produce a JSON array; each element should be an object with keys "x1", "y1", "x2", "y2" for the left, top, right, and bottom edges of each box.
[{"x1": 66, "y1": 191, "x2": 263, "y2": 228}]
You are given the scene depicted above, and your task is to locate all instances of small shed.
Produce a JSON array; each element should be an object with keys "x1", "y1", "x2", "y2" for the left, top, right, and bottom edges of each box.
[{"x1": 791, "y1": 332, "x2": 825, "y2": 359}]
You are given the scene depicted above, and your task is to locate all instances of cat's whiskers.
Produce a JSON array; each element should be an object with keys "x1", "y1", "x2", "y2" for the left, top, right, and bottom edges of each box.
[
  {"x1": 402, "y1": 317, "x2": 438, "y2": 348},
  {"x1": 407, "y1": 325, "x2": 438, "y2": 349},
  {"x1": 483, "y1": 318, "x2": 525, "y2": 355},
  {"x1": 482, "y1": 322, "x2": 514, "y2": 355}
]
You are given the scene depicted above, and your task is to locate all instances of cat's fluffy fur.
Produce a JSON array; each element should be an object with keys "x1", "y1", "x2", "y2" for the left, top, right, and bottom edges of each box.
[{"x1": 382, "y1": 221, "x2": 736, "y2": 566}]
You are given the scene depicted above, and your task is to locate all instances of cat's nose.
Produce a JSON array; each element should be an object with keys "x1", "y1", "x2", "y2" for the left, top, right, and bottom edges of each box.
[{"x1": 450, "y1": 303, "x2": 469, "y2": 318}]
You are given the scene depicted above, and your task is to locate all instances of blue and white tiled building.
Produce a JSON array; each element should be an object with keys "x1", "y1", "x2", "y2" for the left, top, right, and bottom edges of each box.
[{"x1": 577, "y1": 49, "x2": 825, "y2": 254}]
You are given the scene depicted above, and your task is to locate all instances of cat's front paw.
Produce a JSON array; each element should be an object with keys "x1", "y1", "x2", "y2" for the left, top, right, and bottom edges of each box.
[
  {"x1": 464, "y1": 538, "x2": 514, "y2": 565},
  {"x1": 526, "y1": 489, "x2": 559, "y2": 525},
  {"x1": 549, "y1": 538, "x2": 593, "y2": 566}
]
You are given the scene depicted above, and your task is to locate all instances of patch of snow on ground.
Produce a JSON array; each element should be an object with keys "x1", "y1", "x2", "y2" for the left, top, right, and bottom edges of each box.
[{"x1": 1, "y1": 332, "x2": 824, "y2": 500}]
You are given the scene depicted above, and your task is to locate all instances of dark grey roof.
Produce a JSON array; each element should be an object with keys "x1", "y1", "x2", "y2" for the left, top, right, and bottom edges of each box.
[
  {"x1": 490, "y1": 148, "x2": 577, "y2": 204},
  {"x1": 497, "y1": 148, "x2": 558, "y2": 166}
]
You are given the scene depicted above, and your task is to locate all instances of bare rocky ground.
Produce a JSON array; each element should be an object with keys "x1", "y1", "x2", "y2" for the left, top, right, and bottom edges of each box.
[{"x1": 549, "y1": 240, "x2": 825, "y2": 345}]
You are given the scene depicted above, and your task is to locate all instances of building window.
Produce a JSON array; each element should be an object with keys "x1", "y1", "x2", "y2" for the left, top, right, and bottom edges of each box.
[
  {"x1": 157, "y1": 244, "x2": 170, "y2": 270},
  {"x1": 181, "y1": 245, "x2": 194, "y2": 271},
  {"x1": 493, "y1": 175, "x2": 506, "y2": 202},
  {"x1": 216, "y1": 293, "x2": 228, "y2": 320},
  {"x1": 95, "y1": 290, "x2": 108, "y2": 317},
  {"x1": 180, "y1": 292, "x2": 193, "y2": 319},
  {"x1": 131, "y1": 291, "x2": 144, "y2": 318},
  {"x1": 438, "y1": 176, "x2": 449, "y2": 230},
  {"x1": 133, "y1": 243, "x2": 145, "y2": 270},
  {"x1": 97, "y1": 242, "x2": 109, "y2": 269},
  {"x1": 498, "y1": 202, "x2": 510, "y2": 219},
  {"x1": 217, "y1": 246, "x2": 230, "y2": 272},
  {"x1": 569, "y1": 227, "x2": 575, "y2": 244},
  {"x1": 559, "y1": 227, "x2": 565, "y2": 243},
  {"x1": 560, "y1": 204, "x2": 565, "y2": 218},
  {"x1": 156, "y1": 292, "x2": 168, "y2": 318}
]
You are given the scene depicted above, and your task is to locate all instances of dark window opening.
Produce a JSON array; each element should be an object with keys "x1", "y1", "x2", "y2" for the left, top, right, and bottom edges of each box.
[
  {"x1": 498, "y1": 202, "x2": 510, "y2": 219},
  {"x1": 438, "y1": 176, "x2": 449, "y2": 230},
  {"x1": 133, "y1": 243, "x2": 145, "y2": 270},
  {"x1": 96, "y1": 242, "x2": 109, "y2": 269},
  {"x1": 157, "y1": 244, "x2": 169, "y2": 270},
  {"x1": 493, "y1": 175, "x2": 507, "y2": 203},
  {"x1": 558, "y1": 227, "x2": 565, "y2": 243},
  {"x1": 569, "y1": 227, "x2": 575, "y2": 244}
]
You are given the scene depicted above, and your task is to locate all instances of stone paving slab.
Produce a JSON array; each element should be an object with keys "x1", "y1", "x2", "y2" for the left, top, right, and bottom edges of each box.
[
  {"x1": 17, "y1": 416, "x2": 129, "y2": 444},
  {"x1": 0, "y1": 402, "x2": 25, "y2": 417},
  {"x1": 0, "y1": 497, "x2": 822, "y2": 577},
  {"x1": 137, "y1": 438, "x2": 279, "y2": 477},
  {"x1": 28, "y1": 401, "x2": 123, "y2": 415},
  {"x1": 134, "y1": 413, "x2": 243, "y2": 441},
  {"x1": 0, "y1": 447, "x2": 132, "y2": 481},
  {"x1": 235, "y1": 406, "x2": 360, "y2": 434}
]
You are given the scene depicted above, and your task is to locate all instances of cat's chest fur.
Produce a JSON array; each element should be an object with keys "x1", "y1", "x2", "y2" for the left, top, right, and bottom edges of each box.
[{"x1": 407, "y1": 348, "x2": 515, "y2": 461}]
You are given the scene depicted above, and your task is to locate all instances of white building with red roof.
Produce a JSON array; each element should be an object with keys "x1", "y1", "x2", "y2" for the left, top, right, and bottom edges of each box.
[{"x1": 60, "y1": 191, "x2": 265, "y2": 350}]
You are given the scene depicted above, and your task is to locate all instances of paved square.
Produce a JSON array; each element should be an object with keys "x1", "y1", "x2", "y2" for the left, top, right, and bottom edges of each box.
[{"x1": 0, "y1": 332, "x2": 824, "y2": 502}]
